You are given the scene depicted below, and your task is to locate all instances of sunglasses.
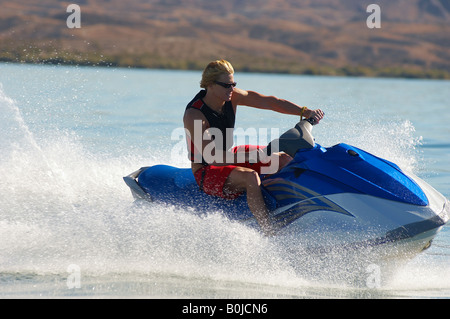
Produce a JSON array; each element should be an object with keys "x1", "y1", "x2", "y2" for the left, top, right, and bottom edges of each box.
[{"x1": 215, "y1": 81, "x2": 237, "y2": 89}]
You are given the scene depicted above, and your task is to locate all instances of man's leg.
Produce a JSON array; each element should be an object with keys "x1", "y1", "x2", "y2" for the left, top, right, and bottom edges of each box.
[{"x1": 224, "y1": 167, "x2": 273, "y2": 235}]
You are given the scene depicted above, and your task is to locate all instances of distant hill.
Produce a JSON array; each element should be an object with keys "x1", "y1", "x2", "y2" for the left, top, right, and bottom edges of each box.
[{"x1": 1, "y1": 0, "x2": 449, "y2": 78}]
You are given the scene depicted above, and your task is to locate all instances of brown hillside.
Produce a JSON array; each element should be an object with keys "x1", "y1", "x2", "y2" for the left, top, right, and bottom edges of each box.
[{"x1": 1, "y1": 0, "x2": 449, "y2": 78}]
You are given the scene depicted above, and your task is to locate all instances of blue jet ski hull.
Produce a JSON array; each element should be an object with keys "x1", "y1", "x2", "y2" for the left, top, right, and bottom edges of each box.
[{"x1": 124, "y1": 121, "x2": 449, "y2": 255}]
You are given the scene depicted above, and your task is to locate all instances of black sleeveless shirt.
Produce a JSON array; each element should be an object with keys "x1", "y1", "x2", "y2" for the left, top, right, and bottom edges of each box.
[{"x1": 185, "y1": 90, "x2": 236, "y2": 164}]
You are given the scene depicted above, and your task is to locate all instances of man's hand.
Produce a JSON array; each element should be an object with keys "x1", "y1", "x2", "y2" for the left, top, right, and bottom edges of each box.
[{"x1": 305, "y1": 108, "x2": 325, "y2": 124}]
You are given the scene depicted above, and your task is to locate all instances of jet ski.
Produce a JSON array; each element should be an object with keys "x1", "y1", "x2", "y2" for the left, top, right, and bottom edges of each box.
[{"x1": 124, "y1": 119, "x2": 449, "y2": 256}]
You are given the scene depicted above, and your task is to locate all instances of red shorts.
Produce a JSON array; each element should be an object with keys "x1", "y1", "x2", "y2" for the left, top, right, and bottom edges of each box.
[{"x1": 193, "y1": 145, "x2": 270, "y2": 200}]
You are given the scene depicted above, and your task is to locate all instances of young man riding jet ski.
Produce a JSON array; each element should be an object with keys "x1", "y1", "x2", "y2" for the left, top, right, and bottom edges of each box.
[{"x1": 183, "y1": 60, "x2": 324, "y2": 235}]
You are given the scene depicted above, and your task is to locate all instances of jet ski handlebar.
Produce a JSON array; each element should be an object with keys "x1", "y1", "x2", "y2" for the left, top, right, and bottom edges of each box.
[
  {"x1": 265, "y1": 118, "x2": 316, "y2": 157},
  {"x1": 305, "y1": 117, "x2": 317, "y2": 126}
]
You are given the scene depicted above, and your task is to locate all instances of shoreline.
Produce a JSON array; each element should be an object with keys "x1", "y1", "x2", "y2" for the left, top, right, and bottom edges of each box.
[{"x1": 1, "y1": 55, "x2": 449, "y2": 80}]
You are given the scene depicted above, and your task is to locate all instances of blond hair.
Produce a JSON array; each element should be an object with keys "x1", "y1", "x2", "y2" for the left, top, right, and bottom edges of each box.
[{"x1": 200, "y1": 59, "x2": 234, "y2": 88}]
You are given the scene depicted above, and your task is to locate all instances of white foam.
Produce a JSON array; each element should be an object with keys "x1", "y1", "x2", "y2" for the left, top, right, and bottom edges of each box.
[{"x1": 0, "y1": 83, "x2": 446, "y2": 297}]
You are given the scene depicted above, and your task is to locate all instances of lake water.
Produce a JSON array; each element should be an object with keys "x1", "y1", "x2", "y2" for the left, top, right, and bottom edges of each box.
[{"x1": 0, "y1": 63, "x2": 449, "y2": 299}]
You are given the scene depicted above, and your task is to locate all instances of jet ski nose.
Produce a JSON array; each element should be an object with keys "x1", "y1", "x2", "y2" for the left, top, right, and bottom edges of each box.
[
  {"x1": 298, "y1": 143, "x2": 429, "y2": 206},
  {"x1": 346, "y1": 148, "x2": 429, "y2": 206},
  {"x1": 338, "y1": 144, "x2": 430, "y2": 206}
]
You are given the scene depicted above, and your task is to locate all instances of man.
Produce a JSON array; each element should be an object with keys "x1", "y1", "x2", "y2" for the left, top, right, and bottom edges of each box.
[{"x1": 183, "y1": 60, "x2": 324, "y2": 235}]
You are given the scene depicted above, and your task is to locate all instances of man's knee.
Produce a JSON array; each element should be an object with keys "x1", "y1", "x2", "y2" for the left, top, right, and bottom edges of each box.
[
  {"x1": 228, "y1": 167, "x2": 260, "y2": 188},
  {"x1": 279, "y1": 153, "x2": 292, "y2": 167},
  {"x1": 241, "y1": 169, "x2": 261, "y2": 187}
]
